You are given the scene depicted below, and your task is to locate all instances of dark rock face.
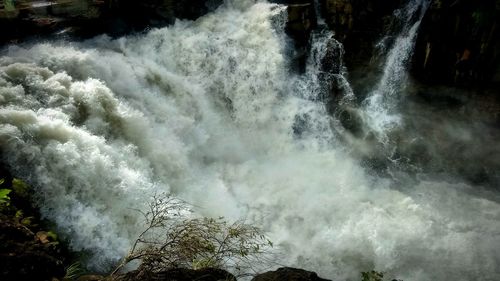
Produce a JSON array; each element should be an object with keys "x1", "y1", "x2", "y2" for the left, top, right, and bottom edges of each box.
[
  {"x1": 174, "y1": 0, "x2": 223, "y2": 20},
  {"x1": 319, "y1": 0, "x2": 402, "y2": 67},
  {"x1": 0, "y1": 0, "x2": 223, "y2": 43},
  {"x1": 271, "y1": 0, "x2": 318, "y2": 72},
  {"x1": 317, "y1": 0, "x2": 499, "y2": 88},
  {"x1": 321, "y1": 37, "x2": 344, "y2": 74},
  {"x1": 413, "y1": 0, "x2": 500, "y2": 86},
  {"x1": 107, "y1": 0, "x2": 223, "y2": 26},
  {"x1": 251, "y1": 267, "x2": 331, "y2": 281},
  {"x1": 0, "y1": 171, "x2": 70, "y2": 281},
  {"x1": 0, "y1": 214, "x2": 66, "y2": 281},
  {"x1": 118, "y1": 267, "x2": 237, "y2": 281}
]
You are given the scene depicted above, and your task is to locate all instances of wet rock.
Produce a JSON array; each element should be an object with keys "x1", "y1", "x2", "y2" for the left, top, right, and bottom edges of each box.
[
  {"x1": 319, "y1": 0, "x2": 401, "y2": 67},
  {"x1": 271, "y1": 0, "x2": 317, "y2": 72},
  {"x1": 338, "y1": 107, "x2": 364, "y2": 137},
  {"x1": 118, "y1": 267, "x2": 236, "y2": 281},
  {"x1": 0, "y1": 0, "x2": 224, "y2": 43},
  {"x1": 174, "y1": 0, "x2": 223, "y2": 20},
  {"x1": 36, "y1": 231, "x2": 51, "y2": 244},
  {"x1": 285, "y1": 1, "x2": 317, "y2": 46},
  {"x1": 321, "y1": 36, "x2": 343, "y2": 74},
  {"x1": 413, "y1": 0, "x2": 500, "y2": 86},
  {"x1": 251, "y1": 267, "x2": 331, "y2": 281},
  {"x1": 321, "y1": 0, "x2": 354, "y2": 41}
]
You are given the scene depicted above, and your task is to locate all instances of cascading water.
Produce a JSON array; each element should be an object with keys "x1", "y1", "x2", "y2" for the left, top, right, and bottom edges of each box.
[
  {"x1": 290, "y1": 28, "x2": 348, "y2": 148},
  {"x1": 0, "y1": 1, "x2": 499, "y2": 281},
  {"x1": 362, "y1": 0, "x2": 430, "y2": 143},
  {"x1": 291, "y1": 0, "x2": 354, "y2": 144}
]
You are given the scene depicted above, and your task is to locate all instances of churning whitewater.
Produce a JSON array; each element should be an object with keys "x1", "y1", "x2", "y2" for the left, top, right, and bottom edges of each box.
[{"x1": 0, "y1": 1, "x2": 499, "y2": 280}]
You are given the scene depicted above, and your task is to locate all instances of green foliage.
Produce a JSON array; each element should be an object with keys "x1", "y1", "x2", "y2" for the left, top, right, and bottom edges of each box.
[
  {"x1": 112, "y1": 193, "x2": 272, "y2": 276},
  {"x1": 15, "y1": 209, "x2": 24, "y2": 219},
  {"x1": 12, "y1": 178, "x2": 30, "y2": 198},
  {"x1": 0, "y1": 177, "x2": 31, "y2": 211},
  {"x1": 0, "y1": 178, "x2": 37, "y2": 223},
  {"x1": 20, "y1": 216, "x2": 34, "y2": 226},
  {"x1": 0, "y1": 188, "x2": 12, "y2": 207},
  {"x1": 361, "y1": 270, "x2": 402, "y2": 281}
]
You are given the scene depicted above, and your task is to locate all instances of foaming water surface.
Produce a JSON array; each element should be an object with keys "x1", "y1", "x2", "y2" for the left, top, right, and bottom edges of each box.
[{"x1": 0, "y1": 1, "x2": 499, "y2": 280}]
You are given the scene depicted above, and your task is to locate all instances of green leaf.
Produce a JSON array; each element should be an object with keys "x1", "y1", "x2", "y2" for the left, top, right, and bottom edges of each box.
[
  {"x1": 15, "y1": 210, "x2": 24, "y2": 219},
  {"x1": 47, "y1": 231, "x2": 58, "y2": 241},
  {"x1": 0, "y1": 189, "x2": 11, "y2": 205},
  {"x1": 12, "y1": 178, "x2": 30, "y2": 198},
  {"x1": 21, "y1": 216, "x2": 34, "y2": 226}
]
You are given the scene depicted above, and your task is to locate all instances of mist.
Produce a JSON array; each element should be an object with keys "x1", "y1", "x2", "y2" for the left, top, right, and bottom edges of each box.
[{"x1": 0, "y1": 1, "x2": 499, "y2": 281}]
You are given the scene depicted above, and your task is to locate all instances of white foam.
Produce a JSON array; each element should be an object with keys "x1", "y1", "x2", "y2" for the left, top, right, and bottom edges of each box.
[{"x1": 0, "y1": 1, "x2": 499, "y2": 280}]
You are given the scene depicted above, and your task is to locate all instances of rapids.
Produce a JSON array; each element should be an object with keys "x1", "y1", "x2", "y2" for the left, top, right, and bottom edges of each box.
[{"x1": 0, "y1": 1, "x2": 499, "y2": 280}]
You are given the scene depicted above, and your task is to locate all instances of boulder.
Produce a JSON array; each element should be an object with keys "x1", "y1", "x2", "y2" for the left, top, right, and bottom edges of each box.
[
  {"x1": 318, "y1": 0, "x2": 401, "y2": 67},
  {"x1": 118, "y1": 267, "x2": 236, "y2": 281},
  {"x1": 321, "y1": 36, "x2": 343, "y2": 74},
  {"x1": 273, "y1": 1, "x2": 317, "y2": 72},
  {"x1": 251, "y1": 267, "x2": 331, "y2": 281},
  {"x1": 285, "y1": 1, "x2": 317, "y2": 46}
]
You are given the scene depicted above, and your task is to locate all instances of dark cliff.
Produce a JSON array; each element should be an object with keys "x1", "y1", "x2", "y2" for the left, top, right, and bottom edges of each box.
[
  {"x1": 315, "y1": 0, "x2": 500, "y2": 88},
  {"x1": 2, "y1": 0, "x2": 498, "y2": 88},
  {"x1": 414, "y1": 0, "x2": 500, "y2": 87},
  {"x1": 0, "y1": 0, "x2": 223, "y2": 42}
]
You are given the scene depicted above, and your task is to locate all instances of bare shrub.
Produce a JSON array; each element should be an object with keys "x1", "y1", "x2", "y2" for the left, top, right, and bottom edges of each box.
[{"x1": 111, "y1": 193, "x2": 272, "y2": 277}]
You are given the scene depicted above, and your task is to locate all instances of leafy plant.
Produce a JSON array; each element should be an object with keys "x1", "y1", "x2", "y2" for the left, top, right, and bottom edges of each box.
[
  {"x1": 0, "y1": 178, "x2": 32, "y2": 211},
  {"x1": 47, "y1": 231, "x2": 58, "y2": 241},
  {"x1": 0, "y1": 187, "x2": 12, "y2": 207},
  {"x1": 112, "y1": 193, "x2": 272, "y2": 277},
  {"x1": 12, "y1": 178, "x2": 30, "y2": 198},
  {"x1": 362, "y1": 271, "x2": 384, "y2": 281}
]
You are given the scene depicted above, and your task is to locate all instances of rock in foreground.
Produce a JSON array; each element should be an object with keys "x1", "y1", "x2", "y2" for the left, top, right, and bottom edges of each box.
[
  {"x1": 252, "y1": 267, "x2": 331, "y2": 281},
  {"x1": 115, "y1": 267, "x2": 237, "y2": 281}
]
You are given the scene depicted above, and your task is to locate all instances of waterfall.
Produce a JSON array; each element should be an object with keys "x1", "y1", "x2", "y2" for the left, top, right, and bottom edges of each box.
[
  {"x1": 291, "y1": 0, "x2": 355, "y2": 143},
  {"x1": 290, "y1": 28, "x2": 341, "y2": 149},
  {"x1": 362, "y1": 0, "x2": 430, "y2": 143},
  {"x1": 0, "y1": 1, "x2": 499, "y2": 280}
]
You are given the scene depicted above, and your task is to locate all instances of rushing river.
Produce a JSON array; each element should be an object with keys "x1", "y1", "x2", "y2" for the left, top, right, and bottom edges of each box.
[{"x1": 0, "y1": 1, "x2": 499, "y2": 280}]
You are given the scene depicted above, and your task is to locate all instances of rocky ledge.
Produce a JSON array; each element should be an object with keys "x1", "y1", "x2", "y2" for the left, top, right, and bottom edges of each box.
[
  {"x1": 0, "y1": 0, "x2": 223, "y2": 43},
  {"x1": 109, "y1": 267, "x2": 331, "y2": 281}
]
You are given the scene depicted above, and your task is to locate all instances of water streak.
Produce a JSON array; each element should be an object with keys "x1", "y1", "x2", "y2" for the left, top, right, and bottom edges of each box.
[{"x1": 363, "y1": 0, "x2": 430, "y2": 143}]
